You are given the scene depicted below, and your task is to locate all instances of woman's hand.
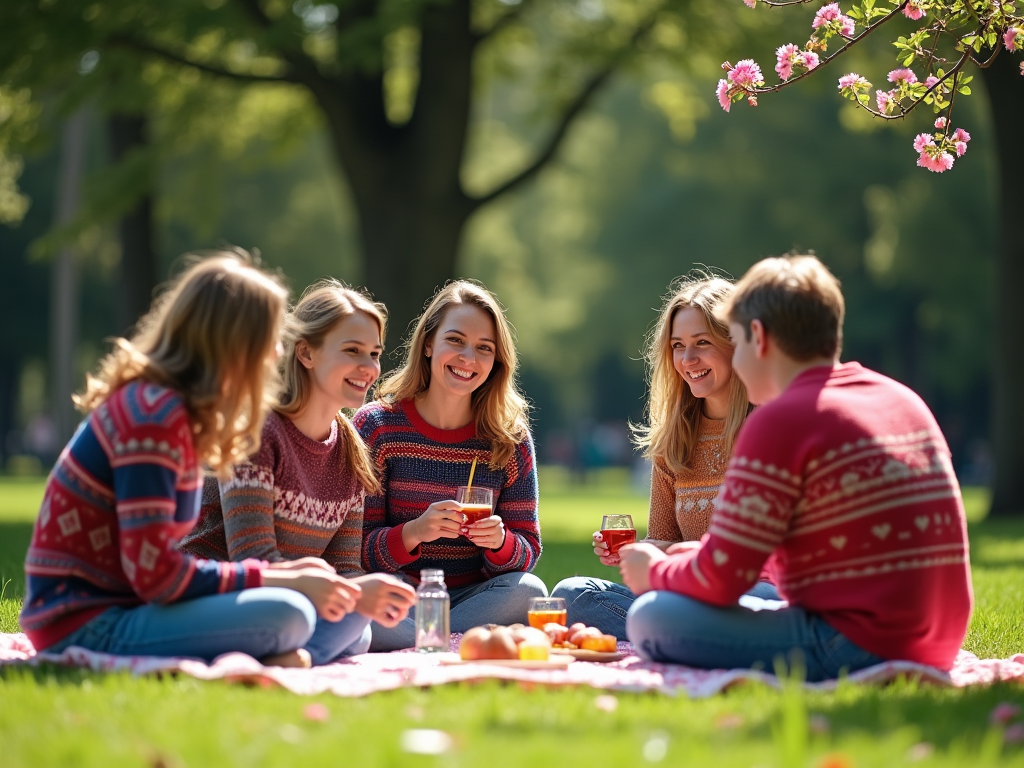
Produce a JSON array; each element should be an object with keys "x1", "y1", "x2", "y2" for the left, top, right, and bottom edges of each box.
[
  {"x1": 592, "y1": 531, "x2": 620, "y2": 566},
  {"x1": 618, "y1": 543, "x2": 667, "y2": 596},
  {"x1": 665, "y1": 540, "x2": 702, "y2": 556},
  {"x1": 465, "y1": 515, "x2": 506, "y2": 550},
  {"x1": 263, "y1": 568, "x2": 362, "y2": 621},
  {"x1": 266, "y1": 557, "x2": 335, "y2": 573},
  {"x1": 402, "y1": 500, "x2": 465, "y2": 552},
  {"x1": 350, "y1": 574, "x2": 417, "y2": 627}
]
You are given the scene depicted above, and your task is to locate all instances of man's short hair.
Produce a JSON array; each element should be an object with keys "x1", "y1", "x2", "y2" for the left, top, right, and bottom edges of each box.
[{"x1": 719, "y1": 255, "x2": 845, "y2": 361}]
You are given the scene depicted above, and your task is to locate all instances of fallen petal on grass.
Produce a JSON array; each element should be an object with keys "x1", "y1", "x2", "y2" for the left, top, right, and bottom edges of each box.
[
  {"x1": 714, "y1": 712, "x2": 745, "y2": 729},
  {"x1": 809, "y1": 714, "x2": 831, "y2": 734},
  {"x1": 400, "y1": 729, "x2": 455, "y2": 755},
  {"x1": 303, "y1": 703, "x2": 329, "y2": 722},
  {"x1": 990, "y1": 702, "x2": 1022, "y2": 725},
  {"x1": 595, "y1": 694, "x2": 618, "y2": 712},
  {"x1": 1004, "y1": 724, "x2": 1024, "y2": 744},
  {"x1": 643, "y1": 732, "x2": 669, "y2": 762},
  {"x1": 907, "y1": 742, "x2": 934, "y2": 761}
]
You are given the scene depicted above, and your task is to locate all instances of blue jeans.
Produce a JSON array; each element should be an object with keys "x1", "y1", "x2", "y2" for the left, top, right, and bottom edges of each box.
[
  {"x1": 369, "y1": 571, "x2": 548, "y2": 652},
  {"x1": 626, "y1": 590, "x2": 885, "y2": 682},
  {"x1": 45, "y1": 587, "x2": 372, "y2": 666},
  {"x1": 551, "y1": 576, "x2": 781, "y2": 640}
]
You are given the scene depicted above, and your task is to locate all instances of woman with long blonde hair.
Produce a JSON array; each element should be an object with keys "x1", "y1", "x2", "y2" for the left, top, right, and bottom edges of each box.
[
  {"x1": 22, "y1": 252, "x2": 366, "y2": 666},
  {"x1": 181, "y1": 279, "x2": 416, "y2": 664},
  {"x1": 354, "y1": 280, "x2": 546, "y2": 651},
  {"x1": 551, "y1": 274, "x2": 778, "y2": 638}
]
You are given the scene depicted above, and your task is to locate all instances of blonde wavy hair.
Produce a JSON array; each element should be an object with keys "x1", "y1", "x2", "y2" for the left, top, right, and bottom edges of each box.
[
  {"x1": 375, "y1": 281, "x2": 529, "y2": 469},
  {"x1": 633, "y1": 274, "x2": 749, "y2": 475},
  {"x1": 75, "y1": 250, "x2": 288, "y2": 479},
  {"x1": 277, "y1": 279, "x2": 386, "y2": 495}
]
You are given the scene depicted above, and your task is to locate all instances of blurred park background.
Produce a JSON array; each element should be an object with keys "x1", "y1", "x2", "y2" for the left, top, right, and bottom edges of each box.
[{"x1": 0, "y1": 0, "x2": 1010, "y2": 499}]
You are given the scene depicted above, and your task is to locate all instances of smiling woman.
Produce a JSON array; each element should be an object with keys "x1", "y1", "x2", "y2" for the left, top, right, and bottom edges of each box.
[
  {"x1": 180, "y1": 279, "x2": 417, "y2": 666},
  {"x1": 355, "y1": 280, "x2": 546, "y2": 651}
]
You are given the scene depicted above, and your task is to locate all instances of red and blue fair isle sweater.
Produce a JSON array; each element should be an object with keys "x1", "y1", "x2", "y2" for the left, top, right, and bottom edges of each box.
[
  {"x1": 353, "y1": 399, "x2": 541, "y2": 589},
  {"x1": 20, "y1": 382, "x2": 264, "y2": 651},
  {"x1": 649, "y1": 363, "x2": 973, "y2": 670}
]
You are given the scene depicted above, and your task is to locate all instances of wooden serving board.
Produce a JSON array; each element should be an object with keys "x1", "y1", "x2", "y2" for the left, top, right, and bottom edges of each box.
[
  {"x1": 438, "y1": 654, "x2": 575, "y2": 669},
  {"x1": 550, "y1": 648, "x2": 625, "y2": 663}
]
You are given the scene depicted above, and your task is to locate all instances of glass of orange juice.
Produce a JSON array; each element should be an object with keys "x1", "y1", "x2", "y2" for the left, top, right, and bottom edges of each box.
[
  {"x1": 527, "y1": 597, "x2": 567, "y2": 629},
  {"x1": 456, "y1": 486, "x2": 494, "y2": 524}
]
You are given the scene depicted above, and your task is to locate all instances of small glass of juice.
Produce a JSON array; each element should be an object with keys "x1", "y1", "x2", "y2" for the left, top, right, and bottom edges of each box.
[
  {"x1": 456, "y1": 486, "x2": 494, "y2": 524},
  {"x1": 600, "y1": 514, "x2": 636, "y2": 556},
  {"x1": 527, "y1": 597, "x2": 567, "y2": 629}
]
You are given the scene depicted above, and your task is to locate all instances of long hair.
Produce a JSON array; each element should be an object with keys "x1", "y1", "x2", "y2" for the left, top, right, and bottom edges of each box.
[
  {"x1": 375, "y1": 280, "x2": 529, "y2": 469},
  {"x1": 633, "y1": 274, "x2": 749, "y2": 475},
  {"x1": 277, "y1": 279, "x2": 386, "y2": 495},
  {"x1": 75, "y1": 249, "x2": 288, "y2": 479}
]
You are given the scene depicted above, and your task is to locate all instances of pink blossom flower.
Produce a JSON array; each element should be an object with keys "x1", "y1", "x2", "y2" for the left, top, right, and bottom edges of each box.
[
  {"x1": 839, "y1": 16, "x2": 856, "y2": 36},
  {"x1": 876, "y1": 90, "x2": 894, "y2": 112},
  {"x1": 729, "y1": 59, "x2": 764, "y2": 87},
  {"x1": 716, "y1": 79, "x2": 732, "y2": 112},
  {"x1": 813, "y1": 3, "x2": 842, "y2": 28},
  {"x1": 955, "y1": 141, "x2": 968, "y2": 157},
  {"x1": 743, "y1": 0, "x2": 757, "y2": 7},
  {"x1": 776, "y1": 43, "x2": 799, "y2": 80},
  {"x1": 917, "y1": 150, "x2": 954, "y2": 172},
  {"x1": 952, "y1": 127, "x2": 971, "y2": 143},
  {"x1": 303, "y1": 703, "x2": 330, "y2": 722},
  {"x1": 747, "y1": 94, "x2": 759, "y2": 106},
  {"x1": 888, "y1": 68, "x2": 918, "y2": 85},
  {"x1": 1020, "y1": 61, "x2": 1024, "y2": 76},
  {"x1": 934, "y1": 116, "x2": 947, "y2": 129},
  {"x1": 838, "y1": 73, "x2": 869, "y2": 90},
  {"x1": 798, "y1": 51, "x2": 820, "y2": 70},
  {"x1": 903, "y1": 1, "x2": 925, "y2": 20},
  {"x1": 990, "y1": 703, "x2": 1021, "y2": 725},
  {"x1": 913, "y1": 133, "x2": 934, "y2": 152},
  {"x1": 1004, "y1": 27, "x2": 1022, "y2": 51},
  {"x1": 924, "y1": 75, "x2": 940, "y2": 89}
]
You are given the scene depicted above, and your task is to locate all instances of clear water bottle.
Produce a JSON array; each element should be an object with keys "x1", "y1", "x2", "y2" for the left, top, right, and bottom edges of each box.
[{"x1": 414, "y1": 569, "x2": 450, "y2": 653}]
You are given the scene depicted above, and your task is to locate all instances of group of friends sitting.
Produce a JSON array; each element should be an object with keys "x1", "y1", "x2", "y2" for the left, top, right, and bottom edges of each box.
[{"x1": 19, "y1": 250, "x2": 972, "y2": 681}]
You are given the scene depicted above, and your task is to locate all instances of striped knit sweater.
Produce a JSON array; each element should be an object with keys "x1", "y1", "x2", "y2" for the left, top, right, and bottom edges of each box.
[
  {"x1": 648, "y1": 417, "x2": 729, "y2": 542},
  {"x1": 649, "y1": 363, "x2": 973, "y2": 670},
  {"x1": 353, "y1": 399, "x2": 541, "y2": 589},
  {"x1": 180, "y1": 411, "x2": 365, "y2": 576},
  {"x1": 20, "y1": 382, "x2": 263, "y2": 651}
]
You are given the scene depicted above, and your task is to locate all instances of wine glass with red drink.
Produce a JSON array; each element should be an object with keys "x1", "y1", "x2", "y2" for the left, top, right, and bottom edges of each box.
[{"x1": 600, "y1": 514, "x2": 636, "y2": 556}]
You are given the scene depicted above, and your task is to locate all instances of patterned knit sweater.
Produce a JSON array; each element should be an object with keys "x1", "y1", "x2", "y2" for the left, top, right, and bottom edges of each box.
[
  {"x1": 649, "y1": 363, "x2": 973, "y2": 669},
  {"x1": 353, "y1": 399, "x2": 541, "y2": 589},
  {"x1": 20, "y1": 382, "x2": 264, "y2": 651},
  {"x1": 648, "y1": 417, "x2": 728, "y2": 542},
  {"x1": 179, "y1": 412, "x2": 365, "y2": 576}
]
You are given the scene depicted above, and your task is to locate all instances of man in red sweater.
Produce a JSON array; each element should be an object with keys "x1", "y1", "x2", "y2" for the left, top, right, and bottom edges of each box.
[{"x1": 620, "y1": 255, "x2": 973, "y2": 680}]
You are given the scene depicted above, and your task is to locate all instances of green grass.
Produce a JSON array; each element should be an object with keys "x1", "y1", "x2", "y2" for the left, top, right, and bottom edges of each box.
[{"x1": 1, "y1": 474, "x2": 1023, "y2": 767}]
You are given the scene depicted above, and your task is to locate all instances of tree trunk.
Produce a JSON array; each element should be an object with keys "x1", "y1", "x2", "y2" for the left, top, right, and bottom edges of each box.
[
  {"x1": 50, "y1": 111, "x2": 88, "y2": 446},
  {"x1": 109, "y1": 113, "x2": 157, "y2": 335},
  {"x1": 981, "y1": 53, "x2": 1024, "y2": 516},
  {"x1": 310, "y1": 0, "x2": 477, "y2": 355}
]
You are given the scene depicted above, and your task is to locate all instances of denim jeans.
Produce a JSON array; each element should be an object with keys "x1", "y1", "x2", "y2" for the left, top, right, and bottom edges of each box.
[
  {"x1": 45, "y1": 587, "x2": 372, "y2": 666},
  {"x1": 626, "y1": 590, "x2": 885, "y2": 682},
  {"x1": 369, "y1": 571, "x2": 548, "y2": 652},
  {"x1": 551, "y1": 576, "x2": 781, "y2": 640}
]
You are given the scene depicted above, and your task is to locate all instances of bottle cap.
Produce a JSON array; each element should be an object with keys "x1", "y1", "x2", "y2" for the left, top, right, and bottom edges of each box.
[{"x1": 420, "y1": 568, "x2": 445, "y2": 582}]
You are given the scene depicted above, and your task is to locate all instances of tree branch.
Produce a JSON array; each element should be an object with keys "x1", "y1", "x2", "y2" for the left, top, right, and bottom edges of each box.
[
  {"x1": 110, "y1": 35, "x2": 297, "y2": 83},
  {"x1": 468, "y1": 16, "x2": 657, "y2": 209},
  {"x1": 474, "y1": 0, "x2": 536, "y2": 44}
]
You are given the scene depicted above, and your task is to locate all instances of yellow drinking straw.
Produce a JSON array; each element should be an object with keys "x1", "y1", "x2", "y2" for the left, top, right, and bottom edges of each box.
[{"x1": 466, "y1": 456, "x2": 478, "y2": 491}]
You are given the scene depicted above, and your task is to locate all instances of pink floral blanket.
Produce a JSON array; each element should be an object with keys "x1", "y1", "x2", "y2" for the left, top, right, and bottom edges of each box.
[{"x1": 2, "y1": 633, "x2": 1022, "y2": 698}]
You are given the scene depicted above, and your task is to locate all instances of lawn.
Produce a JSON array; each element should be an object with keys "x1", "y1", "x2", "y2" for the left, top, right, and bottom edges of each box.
[{"x1": 1, "y1": 473, "x2": 1023, "y2": 767}]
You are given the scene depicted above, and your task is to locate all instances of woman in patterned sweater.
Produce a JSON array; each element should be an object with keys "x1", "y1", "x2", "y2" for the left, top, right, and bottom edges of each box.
[
  {"x1": 22, "y1": 253, "x2": 363, "y2": 666},
  {"x1": 551, "y1": 275, "x2": 778, "y2": 638},
  {"x1": 355, "y1": 281, "x2": 546, "y2": 651},
  {"x1": 181, "y1": 280, "x2": 416, "y2": 664}
]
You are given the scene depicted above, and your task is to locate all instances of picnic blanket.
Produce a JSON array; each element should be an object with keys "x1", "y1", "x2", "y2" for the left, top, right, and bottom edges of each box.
[{"x1": 2, "y1": 633, "x2": 1023, "y2": 698}]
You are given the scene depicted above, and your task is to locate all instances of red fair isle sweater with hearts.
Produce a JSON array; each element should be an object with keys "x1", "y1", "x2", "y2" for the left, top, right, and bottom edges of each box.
[{"x1": 649, "y1": 362, "x2": 973, "y2": 670}]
